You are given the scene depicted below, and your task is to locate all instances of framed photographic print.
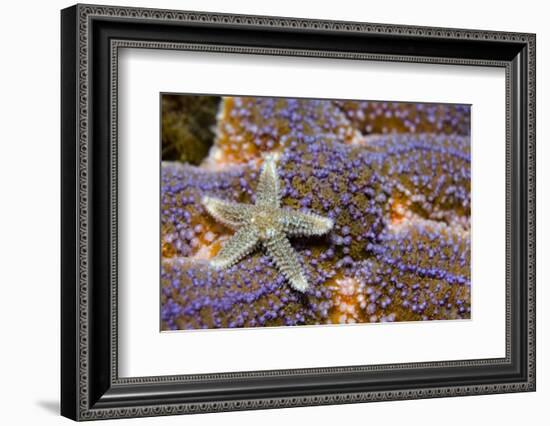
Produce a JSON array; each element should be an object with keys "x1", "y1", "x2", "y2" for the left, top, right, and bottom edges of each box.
[{"x1": 61, "y1": 4, "x2": 536, "y2": 421}]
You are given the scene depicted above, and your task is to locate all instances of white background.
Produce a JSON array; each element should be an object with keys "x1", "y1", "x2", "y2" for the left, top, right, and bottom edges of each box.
[
  {"x1": 119, "y1": 49, "x2": 505, "y2": 377},
  {"x1": 0, "y1": 0, "x2": 547, "y2": 425}
]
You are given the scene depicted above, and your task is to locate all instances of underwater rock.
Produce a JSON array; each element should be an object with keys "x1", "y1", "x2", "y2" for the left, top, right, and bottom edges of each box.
[{"x1": 161, "y1": 95, "x2": 221, "y2": 165}]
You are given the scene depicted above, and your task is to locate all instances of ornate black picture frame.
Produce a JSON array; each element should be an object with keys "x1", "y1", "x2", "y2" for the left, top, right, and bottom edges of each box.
[{"x1": 61, "y1": 4, "x2": 536, "y2": 421}]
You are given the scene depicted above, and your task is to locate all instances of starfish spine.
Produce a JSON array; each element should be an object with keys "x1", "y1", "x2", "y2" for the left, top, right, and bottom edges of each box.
[
  {"x1": 201, "y1": 195, "x2": 251, "y2": 230},
  {"x1": 264, "y1": 231, "x2": 309, "y2": 292},
  {"x1": 210, "y1": 226, "x2": 259, "y2": 270}
]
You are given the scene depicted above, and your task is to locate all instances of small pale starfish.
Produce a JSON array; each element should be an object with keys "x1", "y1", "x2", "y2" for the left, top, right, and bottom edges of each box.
[{"x1": 202, "y1": 155, "x2": 334, "y2": 292}]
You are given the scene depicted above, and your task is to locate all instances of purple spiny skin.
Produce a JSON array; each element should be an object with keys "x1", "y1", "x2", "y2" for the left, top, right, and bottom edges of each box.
[
  {"x1": 335, "y1": 100, "x2": 470, "y2": 136},
  {"x1": 211, "y1": 96, "x2": 360, "y2": 165},
  {"x1": 160, "y1": 141, "x2": 471, "y2": 328},
  {"x1": 353, "y1": 222, "x2": 470, "y2": 321},
  {"x1": 160, "y1": 97, "x2": 471, "y2": 330},
  {"x1": 365, "y1": 133, "x2": 471, "y2": 225},
  {"x1": 161, "y1": 256, "x2": 334, "y2": 329}
]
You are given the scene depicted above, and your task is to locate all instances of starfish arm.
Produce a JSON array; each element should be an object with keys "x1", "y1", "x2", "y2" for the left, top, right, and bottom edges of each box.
[
  {"x1": 255, "y1": 155, "x2": 281, "y2": 208},
  {"x1": 210, "y1": 226, "x2": 260, "y2": 270},
  {"x1": 263, "y1": 232, "x2": 309, "y2": 292},
  {"x1": 202, "y1": 195, "x2": 253, "y2": 230},
  {"x1": 279, "y1": 209, "x2": 334, "y2": 237}
]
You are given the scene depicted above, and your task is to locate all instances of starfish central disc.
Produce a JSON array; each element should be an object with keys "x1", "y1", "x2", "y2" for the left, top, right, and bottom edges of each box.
[
  {"x1": 249, "y1": 208, "x2": 281, "y2": 239},
  {"x1": 202, "y1": 155, "x2": 333, "y2": 292}
]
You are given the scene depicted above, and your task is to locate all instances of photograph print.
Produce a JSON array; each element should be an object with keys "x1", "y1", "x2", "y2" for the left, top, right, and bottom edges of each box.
[{"x1": 160, "y1": 95, "x2": 471, "y2": 331}]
